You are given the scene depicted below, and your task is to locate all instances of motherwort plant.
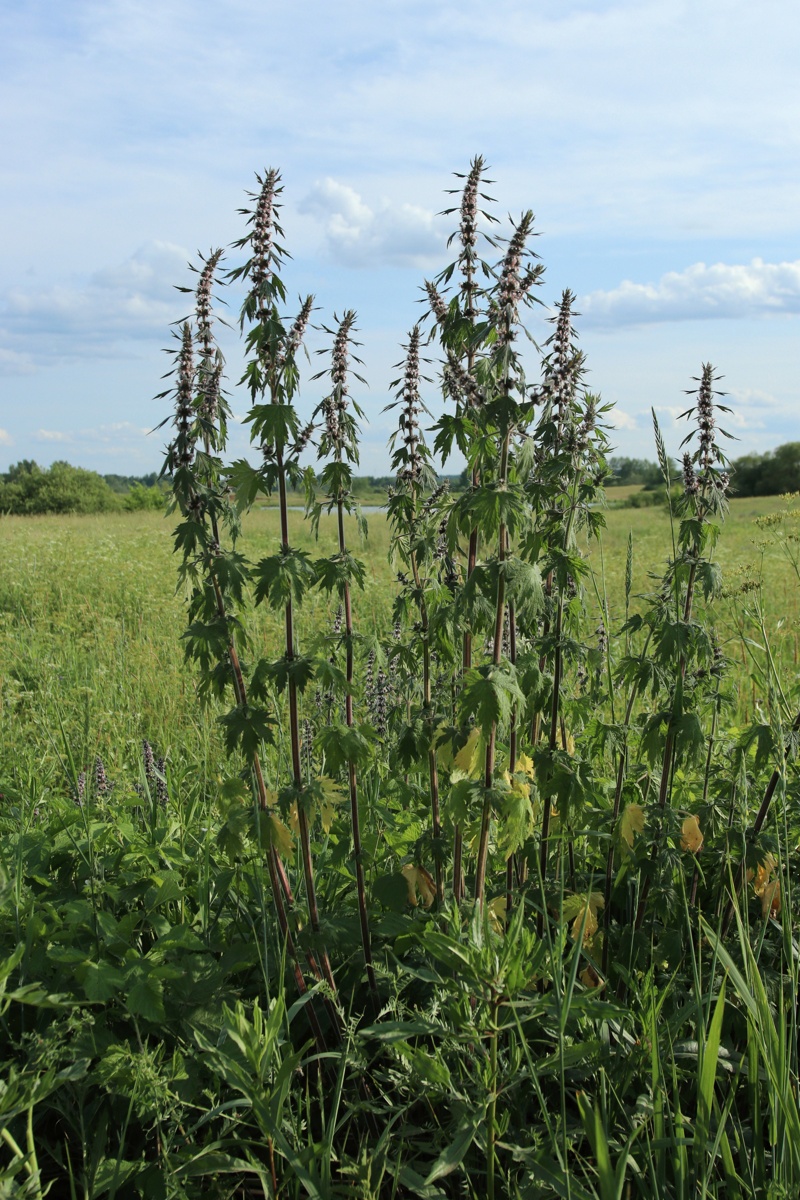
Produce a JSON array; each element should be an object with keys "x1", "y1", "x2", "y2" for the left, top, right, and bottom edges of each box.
[{"x1": 145, "y1": 158, "x2": 800, "y2": 1195}]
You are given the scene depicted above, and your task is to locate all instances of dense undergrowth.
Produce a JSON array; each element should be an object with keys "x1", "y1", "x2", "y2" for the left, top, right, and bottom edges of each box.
[{"x1": 2, "y1": 160, "x2": 800, "y2": 1198}]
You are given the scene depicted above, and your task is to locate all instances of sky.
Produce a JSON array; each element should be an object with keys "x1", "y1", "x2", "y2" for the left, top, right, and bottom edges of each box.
[{"x1": 1, "y1": 0, "x2": 798, "y2": 475}]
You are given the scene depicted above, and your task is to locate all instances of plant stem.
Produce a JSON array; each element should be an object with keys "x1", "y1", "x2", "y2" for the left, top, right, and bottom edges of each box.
[
  {"x1": 409, "y1": 542, "x2": 444, "y2": 905},
  {"x1": 475, "y1": 433, "x2": 511, "y2": 905},
  {"x1": 336, "y1": 495, "x2": 379, "y2": 1002},
  {"x1": 276, "y1": 444, "x2": 337, "y2": 996}
]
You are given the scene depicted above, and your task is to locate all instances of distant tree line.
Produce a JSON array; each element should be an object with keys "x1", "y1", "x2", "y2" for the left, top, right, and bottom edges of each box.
[
  {"x1": 0, "y1": 461, "x2": 166, "y2": 515},
  {"x1": 608, "y1": 445, "x2": 800, "y2": 499},
  {"x1": 1, "y1": 450, "x2": 796, "y2": 516}
]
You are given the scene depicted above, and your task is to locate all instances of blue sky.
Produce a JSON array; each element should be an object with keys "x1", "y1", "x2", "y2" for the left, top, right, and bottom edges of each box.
[{"x1": 1, "y1": 0, "x2": 798, "y2": 474}]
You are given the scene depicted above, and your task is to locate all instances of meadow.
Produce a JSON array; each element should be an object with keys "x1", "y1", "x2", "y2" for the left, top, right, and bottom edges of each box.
[
  {"x1": 0, "y1": 495, "x2": 792, "y2": 788},
  {"x1": 3, "y1": 156, "x2": 800, "y2": 1199}
]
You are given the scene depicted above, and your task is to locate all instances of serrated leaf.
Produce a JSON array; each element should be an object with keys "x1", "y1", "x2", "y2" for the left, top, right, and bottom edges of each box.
[
  {"x1": 619, "y1": 802, "x2": 645, "y2": 850},
  {"x1": 126, "y1": 975, "x2": 166, "y2": 1023}
]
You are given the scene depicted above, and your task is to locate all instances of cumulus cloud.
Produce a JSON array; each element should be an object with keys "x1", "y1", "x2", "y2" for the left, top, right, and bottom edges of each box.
[
  {"x1": 0, "y1": 241, "x2": 191, "y2": 371},
  {"x1": 581, "y1": 259, "x2": 800, "y2": 327},
  {"x1": 0, "y1": 429, "x2": 13, "y2": 446},
  {"x1": 299, "y1": 178, "x2": 447, "y2": 268},
  {"x1": 609, "y1": 408, "x2": 638, "y2": 430}
]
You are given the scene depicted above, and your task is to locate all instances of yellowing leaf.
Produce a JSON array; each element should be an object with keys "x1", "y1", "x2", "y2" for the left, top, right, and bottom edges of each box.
[
  {"x1": 761, "y1": 880, "x2": 781, "y2": 918},
  {"x1": 680, "y1": 814, "x2": 703, "y2": 853},
  {"x1": 487, "y1": 895, "x2": 507, "y2": 935},
  {"x1": 563, "y1": 892, "x2": 604, "y2": 945},
  {"x1": 401, "y1": 864, "x2": 436, "y2": 909},
  {"x1": 619, "y1": 803, "x2": 645, "y2": 849},
  {"x1": 556, "y1": 728, "x2": 575, "y2": 755},
  {"x1": 453, "y1": 727, "x2": 485, "y2": 780},
  {"x1": 571, "y1": 905, "x2": 598, "y2": 944},
  {"x1": 753, "y1": 853, "x2": 777, "y2": 895},
  {"x1": 416, "y1": 865, "x2": 436, "y2": 908},
  {"x1": 514, "y1": 753, "x2": 535, "y2": 779},
  {"x1": 580, "y1": 964, "x2": 603, "y2": 990},
  {"x1": 267, "y1": 814, "x2": 294, "y2": 857}
]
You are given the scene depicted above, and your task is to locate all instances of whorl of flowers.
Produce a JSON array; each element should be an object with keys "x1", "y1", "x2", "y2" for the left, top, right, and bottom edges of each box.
[
  {"x1": 424, "y1": 279, "x2": 449, "y2": 328},
  {"x1": 292, "y1": 420, "x2": 315, "y2": 456},
  {"x1": 199, "y1": 352, "x2": 223, "y2": 424},
  {"x1": 155, "y1": 757, "x2": 168, "y2": 807},
  {"x1": 250, "y1": 169, "x2": 280, "y2": 305},
  {"x1": 682, "y1": 451, "x2": 700, "y2": 497},
  {"x1": 695, "y1": 363, "x2": 721, "y2": 473},
  {"x1": 495, "y1": 210, "x2": 536, "y2": 346},
  {"x1": 444, "y1": 350, "x2": 482, "y2": 409},
  {"x1": 575, "y1": 394, "x2": 598, "y2": 453},
  {"x1": 95, "y1": 756, "x2": 111, "y2": 797},
  {"x1": 683, "y1": 364, "x2": 731, "y2": 495},
  {"x1": 544, "y1": 289, "x2": 584, "y2": 425},
  {"x1": 172, "y1": 322, "x2": 196, "y2": 468},
  {"x1": 278, "y1": 294, "x2": 314, "y2": 372},
  {"x1": 459, "y1": 156, "x2": 483, "y2": 255},
  {"x1": 142, "y1": 739, "x2": 156, "y2": 785},
  {"x1": 321, "y1": 309, "x2": 357, "y2": 445},
  {"x1": 397, "y1": 326, "x2": 423, "y2": 484},
  {"x1": 195, "y1": 248, "x2": 224, "y2": 357}
]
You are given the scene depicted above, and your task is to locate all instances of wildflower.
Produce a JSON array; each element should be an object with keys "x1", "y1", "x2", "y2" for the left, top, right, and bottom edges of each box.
[
  {"x1": 142, "y1": 739, "x2": 155, "y2": 785},
  {"x1": 155, "y1": 758, "x2": 168, "y2": 807},
  {"x1": 94, "y1": 756, "x2": 111, "y2": 797}
]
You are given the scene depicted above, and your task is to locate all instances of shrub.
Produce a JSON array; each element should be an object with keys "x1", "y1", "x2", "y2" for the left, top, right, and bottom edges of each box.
[{"x1": 0, "y1": 459, "x2": 119, "y2": 514}]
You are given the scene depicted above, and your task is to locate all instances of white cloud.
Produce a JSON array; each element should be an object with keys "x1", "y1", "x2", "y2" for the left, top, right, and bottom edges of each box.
[
  {"x1": 0, "y1": 429, "x2": 12, "y2": 446},
  {"x1": 609, "y1": 409, "x2": 637, "y2": 430},
  {"x1": 299, "y1": 178, "x2": 447, "y2": 268},
  {"x1": 581, "y1": 259, "x2": 800, "y2": 327},
  {"x1": 0, "y1": 242, "x2": 192, "y2": 371}
]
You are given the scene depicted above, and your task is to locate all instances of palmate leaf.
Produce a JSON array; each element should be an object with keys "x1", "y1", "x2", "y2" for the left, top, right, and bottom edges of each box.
[
  {"x1": 253, "y1": 654, "x2": 314, "y2": 695},
  {"x1": 496, "y1": 778, "x2": 534, "y2": 857},
  {"x1": 246, "y1": 402, "x2": 300, "y2": 451},
  {"x1": 218, "y1": 704, "x2": 275, "y2": 758},
  {"x1": 459, "y1": 662, "x2": 525, "y2": 737},
  {"x1": 454, "y1": 482, "x2": 529, "y2": 542},
  {"x1": 253, "y1": 549, "x2": 316, "y2": 608},
  {"x1": 227, "y1": 458, "x2": 265, "y2": 511},
  {"x1": 618, "y1": 802, "x2": 645, "y2": 852},
  {"x1": 314, "y1": 552, "x2": 367, "y2": 594},
  {"x1": 316, "y1": 722, "x2": 375, "y2": 772}
]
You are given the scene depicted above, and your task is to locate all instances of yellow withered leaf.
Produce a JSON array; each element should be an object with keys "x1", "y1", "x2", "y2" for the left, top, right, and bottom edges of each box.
[
  {"x1": 514, "y1": 753, "x2": 535, "y2": 779},
  {"x1": 267, "y1": 814, "x2": 294, "y2": 858},
  {"x1": 753, "y1": 853, "x2": 777, "y2": 896},
  {"x1": 680, "y1": 814, "x2": 703, "y2": 854},
  {"x1": 571, "y1": 905, "x2": 598, "y2": 944},
  {"x1": 453, "y1": 727, "x2": 484, "y2": 780},
  {"x1": 317, "y1": 776, "x2": 346, "y2": 833},
  {"x1": 761, "y1": 880, "x2": 781, "y2": 918},
  {"x1": 619, "y1": 803, "x2": 645, "y2": 849},
  {"x1": 563, "y1": 892, "x2": 604, "y2": 945},
  {"x1": 556, "y1": 728, "x2": 575, "y2": 755},
  {"x1": 487, "y1": 895, "x2": 507, "y2": 935},
  {"x1": 401, "y1": 864, "x2": 436, "y2": 909},
  {"x1": 580, "y1": 964, "x2": 603, "y2": 990}
]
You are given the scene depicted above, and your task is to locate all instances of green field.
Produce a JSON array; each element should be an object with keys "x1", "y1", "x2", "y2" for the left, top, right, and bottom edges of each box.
[
  {"x1": 2, "y1": 492, "x2": 800, "y2": 1197},
  {"x1": 0, "y1": 493, "x2": 793, "y2": 790}
]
